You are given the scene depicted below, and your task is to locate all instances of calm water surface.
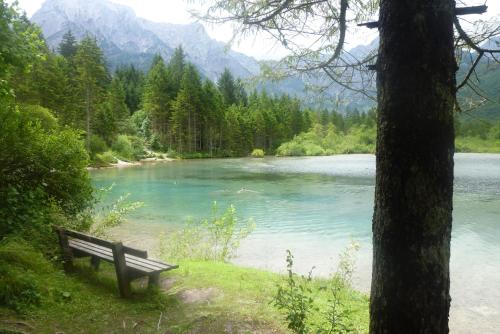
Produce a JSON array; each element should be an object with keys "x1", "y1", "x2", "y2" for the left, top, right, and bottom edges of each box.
[{"x1": 92, "y1": 153, "x2": 500, "y2": 333}]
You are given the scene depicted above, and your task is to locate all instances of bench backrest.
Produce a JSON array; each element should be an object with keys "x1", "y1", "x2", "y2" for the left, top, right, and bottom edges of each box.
[{"x1": 54, "y1": 227, "x2": 148, "y2": 258}]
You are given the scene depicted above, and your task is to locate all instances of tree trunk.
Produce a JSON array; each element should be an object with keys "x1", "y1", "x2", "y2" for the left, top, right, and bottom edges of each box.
[
  {"x1": 85, "y1": 86, "x2": 91, "y2": 151},
  {"x1": 370, "y1": 0, "x2": 456, "y2": 333}
]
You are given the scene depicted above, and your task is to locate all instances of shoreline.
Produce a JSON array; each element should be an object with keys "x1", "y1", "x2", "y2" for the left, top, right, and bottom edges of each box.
[{"x1": 87, "y1": 156, "x2": 175, "y2": 170}]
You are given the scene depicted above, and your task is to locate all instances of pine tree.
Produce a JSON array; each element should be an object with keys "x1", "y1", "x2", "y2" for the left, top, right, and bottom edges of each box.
[
  {"x1": 74, "y1": 36, "x2": 110, "y2": 149},
  {"x1": 170, "y1": 63, "x2": 203, "y2": 153},
  {"x1": 201, "y1": 80, "x2": 224, "y2": 154},
  {"x1": 142, "y1": 55, "x2": 172, "y2": 148},
  {"x1": 217, "y1": 68, "x2": 237, "y2": 106},
  {"x1": 115, "y1": 65, "x2": 144, "y2": 113},
  {"x1": 58, "y1": 30, "x2": 78, "y2": 59},
  {"x1": 167, "y1": 46, "x2": 186, "y2": 95},
  {"x1": 94, "y1": 77, "x2": 129, "y2": 144}
]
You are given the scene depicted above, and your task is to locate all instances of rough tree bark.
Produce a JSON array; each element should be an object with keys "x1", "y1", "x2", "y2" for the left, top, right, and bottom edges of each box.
[{"x1": 370, "y1": 0, "x2": 456, "y2": 333}]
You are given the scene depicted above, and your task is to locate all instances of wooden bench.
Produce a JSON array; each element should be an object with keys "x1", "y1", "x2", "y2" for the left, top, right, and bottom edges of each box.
[{"x1": 54, "y1": 227, "x2": 178, "y2": 297}]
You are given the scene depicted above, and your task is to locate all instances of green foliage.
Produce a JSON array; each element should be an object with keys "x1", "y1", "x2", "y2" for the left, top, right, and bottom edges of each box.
[
  {"x1": 114, "y1": 64, "x2": 144, "y2": 112},
  {"x1": 94, "y1": 150, "x2": 117, "y2": 166},
  {"x1": 0, "y1": 105, "x2": 93, "y2": 240},
  {"x1": 89, "y1": 135, "x2": 108, "y2": 158},
  {"x1": 0, "y1": 0, "x2": 45, "y2": 99},
  {"x1": 454, "y1": 118, "x2": 500, "y2": 153},
  {"x1": 18, "y1": 104, "x2": 58, "y2": 130},
  {"x1": 111, "y1": 134, "x2": 134, "y2": 160},
  {"x1": 273, "y1": 251, "x2": 314, "y2": 334},
  {"x1": 91, "y1": 187, "x2": 144, "y2": 237},
  {"x1": 0, "y1": 238, "x2": 47, "y2": 312},
  {"x1": 159, "y1": 202, "x2": 254, "y2": 262},
  {"x1": 251, "y1": 148, "x2": 265, "y2": 158},
  {"x1": 273, "y1": 242, "x2": 362, "y2": 334},
  {"x1": 58, "y1": 30, "x2": 77, "y2": 59},
  {"x1": 277, "y1": 120, "x2": 376, "y2": 156}
]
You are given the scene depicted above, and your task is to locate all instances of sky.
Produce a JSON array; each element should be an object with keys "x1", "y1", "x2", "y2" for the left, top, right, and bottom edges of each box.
[{"x1": 11, "y1": 0, "x2": 500, "y2": 60}]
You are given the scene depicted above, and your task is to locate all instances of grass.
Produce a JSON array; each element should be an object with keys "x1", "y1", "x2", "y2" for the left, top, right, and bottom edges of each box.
[
  {"x1": 455, "y1": 136, "x2": 500, "y2": 153},
  {"x1": 0, "y1": 240, "x2": 369, "y2": 333}
]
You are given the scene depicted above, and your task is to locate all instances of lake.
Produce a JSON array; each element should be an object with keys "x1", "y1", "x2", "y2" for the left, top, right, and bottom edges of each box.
[{"x1": 91, "y1": 153, "x2": 500, "y2": 333}]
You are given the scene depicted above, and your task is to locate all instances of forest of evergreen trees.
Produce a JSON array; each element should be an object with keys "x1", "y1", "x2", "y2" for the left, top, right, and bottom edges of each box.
[
  {"x1": 11, "y1": 28, "x2": 319, "y2": 163},
  {"x1": 6, "y1": 20, "x2": 500, "y2": 165}
]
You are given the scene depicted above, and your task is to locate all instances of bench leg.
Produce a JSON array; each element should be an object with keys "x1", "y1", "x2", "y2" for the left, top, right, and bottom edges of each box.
[
  {"x1": 148, "y1": 272, "x2": 160, "y2": 288},
  {"x1": 56, "y1": 228, "x2": 73, "y2": 272},
  {"x1": 111, "y1": 242, "x2": 131, "y2": 297},
  {"x1": 116, "y1": 275, "x2": 131, "y2": 297},
  {"x1": 90, "y1": 256, "x2": 100, "y2": 271}
]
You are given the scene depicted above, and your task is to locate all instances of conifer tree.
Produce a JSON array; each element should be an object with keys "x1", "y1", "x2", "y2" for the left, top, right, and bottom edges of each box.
[
  {"x1": 142, "y1": 55, "x2": 172, "y2": 147},
  {"x1": 167, "y1": 46, "x2": 186, "y2": 95},
  {"x1": 58, "y1": 30, "x2": 78, "y2": 59},
  {"x1": 201, "y1": 79, "x2": 224, "y2": 154},
  {"x1": 115, "y1": 65, "x2": 144, "y2": 112},
  {"x1": 217, "y1": 68, "x2": 237, "y2": 106},
  {"x1": 170, "y1": 63, "x2": 203, "y2": 152},
  {"x1": 74, "y1": 36, "x2": 109, "y2": 149}
]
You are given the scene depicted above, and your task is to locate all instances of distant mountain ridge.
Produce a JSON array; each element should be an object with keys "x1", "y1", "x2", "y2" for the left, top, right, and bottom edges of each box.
[
  {"x1": 30, "y1": 0, "x2": 499, "y2": 117},
  {"x1": 31, "y1": 0, "x2": 260, "y2": 81}
]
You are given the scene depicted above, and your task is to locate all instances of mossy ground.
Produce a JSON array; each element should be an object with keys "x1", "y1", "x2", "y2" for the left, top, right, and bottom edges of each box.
[{"x1": 0, "y1": 245, "x2": 368, "y2": 334}]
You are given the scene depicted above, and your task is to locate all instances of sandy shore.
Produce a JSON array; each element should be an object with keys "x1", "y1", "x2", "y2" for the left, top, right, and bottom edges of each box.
[{"x1": 87, "y1": 156, "x2": 175, "y2": 170}]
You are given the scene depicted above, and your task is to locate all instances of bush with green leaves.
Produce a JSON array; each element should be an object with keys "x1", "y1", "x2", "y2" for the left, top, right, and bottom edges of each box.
[
  {"x1": 128, "y1": 135, "x2": 146, "y2": 159},
  {"x1": 89, "y1": 135, "x2": 108, "y2": 158},
  {"x1": 273, "y1": 250, "x2": 315, "y2": 334},
  {"x1": 277, "y1": 123, "x2": 376, "y2": 156},
  {"x1": 18, "y1": 104, "x2": 58, "y2": 130},
  {"x1": 93, "y1": 150, "x2": 117, "y2": 166},
  {"x1": 111, "y1": 134, "x2": 134, "y2": 160},
  {"x1": 273, "y1": 242, "x2": 361, "y2": 334},
  {"x1": 159, "y1": 202, "x2": 254, "y2": 262},
  {"x1": 251, "y1": 148, "x2": 265, "y2": 158},
  {"x1": 0, "y1": 105, "x2": 93, "y2": 241},
  {"x1": 91, "y1": 186, "x2": 144, "y2": 237}
]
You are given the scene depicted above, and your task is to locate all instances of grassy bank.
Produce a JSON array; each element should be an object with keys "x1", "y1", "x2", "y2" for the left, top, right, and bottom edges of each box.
[
  {"x1": 0, "y1": 239, "x2": 369, "y2": 334},
  {"x1": 455, "y1": 136, "x2": 500, "y2": 153}
]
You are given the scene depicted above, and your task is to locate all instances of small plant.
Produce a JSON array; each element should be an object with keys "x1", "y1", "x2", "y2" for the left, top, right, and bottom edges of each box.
[
  {"x1": 273, "y1": 242, "x2": 361, "y2": 334},
  {"x1": 90, "y1": 184, "x2": 144, "y2": 237},
  {"x1": 272, "y1": 250, "x2": 315, "y2": 334},
  {"x1": 159, "y1": 202, "x2": 254, "y2": 262},
  {"x1": 251, "y1": 148, "x2": 265, "y2": 158},
  {"x1": 94, "y1": 150, "x2": 117, "y2": 166}
]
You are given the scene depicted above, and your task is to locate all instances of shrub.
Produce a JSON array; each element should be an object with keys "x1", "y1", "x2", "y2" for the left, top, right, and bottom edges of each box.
[
  {"x1": 128, "y1": 135, "x2": 146, "y2": 159},
  {"x1": 304, "y1": 143, "x2": 325, "y2": 156},
  {"x1": 89, "y1": 135, "x2": 108, "y2": 158},
  {"x1": 149, "y1": 133, "x2": 162, "y2": 151},
  {"x1": 159, "y1": 202, "x2": 254, "y2": 262},
  {"x1": 0, "y1": 105, "x2": 93, "y2": 241},
  {"x1": 112, "y1": 135, "x2": 134, "y2": 160},
  {"x1": 251, "y1": 148, "x2": 265, "y2": 158},
  {"x1": 94, "y1": 150, "x2": 117, "y2": 166},
  {"x1": 276, "y1": 141, "x2": 306, "y2": 156},
  {"x1": 19, "y1": 104, "x2": 58, "y2": 130},
  {"x1": 273, "y1": 242, "x2": 361, "y2": 334},
  {"x1": 91, "y1": 189, "x2": 144, "y2": 237},
  {"x1": 273, "y1": 250, "x2": 314, "y2": 334}
]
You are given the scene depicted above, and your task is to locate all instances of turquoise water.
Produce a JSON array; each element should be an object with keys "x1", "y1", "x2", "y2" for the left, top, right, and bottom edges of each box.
[{"x1": 91, "y1": 153, "x2": 500, "y2": 333}]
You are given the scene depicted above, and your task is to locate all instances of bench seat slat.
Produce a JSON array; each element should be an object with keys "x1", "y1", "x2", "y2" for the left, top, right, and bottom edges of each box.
[
  {"x1": 69, "y1": 239, "x2": 173, "y2": 271},
  {"x1": 69, "y1": 238, "x2": 176, "y2": 271},
  {"x1": 68, "y1": 239, "x2": 177, "y2": 273},
  {"x1": 68, "y1": 240, "x2": 156, "y2": 273}
]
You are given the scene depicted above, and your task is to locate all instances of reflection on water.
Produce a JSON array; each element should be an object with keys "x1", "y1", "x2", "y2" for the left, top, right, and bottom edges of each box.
[{"x1": 92, "y1": 153, "x2": 500, "y2": 334}]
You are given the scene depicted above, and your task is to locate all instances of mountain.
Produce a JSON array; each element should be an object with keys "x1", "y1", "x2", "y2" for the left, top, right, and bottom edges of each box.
[
  {"x1": 31, "y1": 0, "x2": 261, "y2": 81},
  {"x1": 30, "y1": 0, "x2": 499, "y2": 117}
]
